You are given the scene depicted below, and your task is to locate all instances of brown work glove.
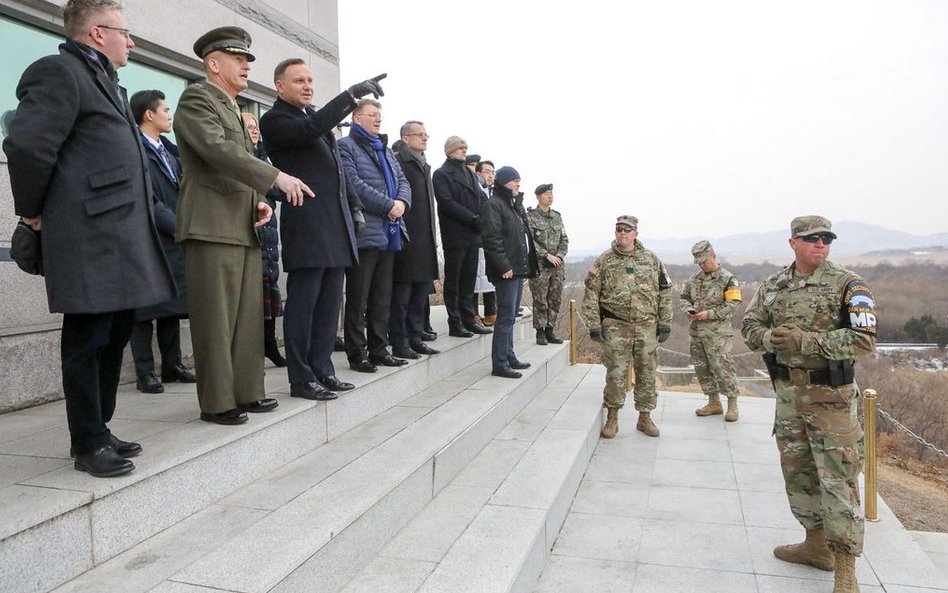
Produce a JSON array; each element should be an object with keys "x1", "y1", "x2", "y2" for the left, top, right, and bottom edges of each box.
[{"x1": 771, "y1": 324, "x2": 807, "y2": 356}]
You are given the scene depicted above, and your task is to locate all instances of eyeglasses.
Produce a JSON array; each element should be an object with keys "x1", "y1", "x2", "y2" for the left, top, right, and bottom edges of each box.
[
  {"x1": 95, "y1": 24, "x2": 131, "y2": 39},
  {"x1": 615, "y1": 226, "x2": 635, "y2": 234},
  {"x1": 406, "y1": 133, "x2": 429, "y2": 139},
  {"x1": 480, "y1": 170, "x2": 495, "y2": 175},
  {"x1": 356, "y1": 112, "x2": 382, "y2": 120},
  {"x1": 799, "y1": 234, "x2": 834, "y2": 245}
]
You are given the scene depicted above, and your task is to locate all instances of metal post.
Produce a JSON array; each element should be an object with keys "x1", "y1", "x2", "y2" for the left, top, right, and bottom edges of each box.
[
  {"x1": 863, "y1": 388, "x2": 879, "y2": 522},
  {"x1": 626, "y1": 363, "x2": 634, "y2": 393},
  {"x1": 568, "y1": 299, "x2": 577, "y2": 365}
]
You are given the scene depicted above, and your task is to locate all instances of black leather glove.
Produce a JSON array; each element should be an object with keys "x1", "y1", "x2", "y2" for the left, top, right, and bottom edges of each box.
[
  {"x1": 471, "y1": 214, "x2": 481, "y2": 232},
  {"x1": 656, "y1": 324, "x2": 671, "y2": 343},
  {"x1": 352, "y1": 209, "x2": 366, "y2": 237},
  {"x1": 589, "y1": 330, "x2": 604, "y2": 343},
  {"x1": 348, "y1": 73, "x2": 387, "y2": 99}
]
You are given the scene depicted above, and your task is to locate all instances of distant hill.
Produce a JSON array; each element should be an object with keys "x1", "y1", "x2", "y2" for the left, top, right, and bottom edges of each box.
[{"x1": 568, "y1": 221, "x2": 948, "y2": 264}]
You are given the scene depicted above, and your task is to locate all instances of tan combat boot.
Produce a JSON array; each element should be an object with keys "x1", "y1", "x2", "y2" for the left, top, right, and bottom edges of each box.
[
  {"x1": 725, "y1": 397, "x2": 739, "y2": 422},
  {"x1": 695, "y1": 395, "x2": 723, "y2": 417},
  {"x1": 601, "y1": 408, "x2": 619, "y2": 439},
  {"x1": 636, "y1": 411, "x2": 660, "y2": 437},
  {"x1": 832, "y1": 551, "x2": 860, "y2": 593},
  {"x1": 773, "y1": 528, "x2": 834, "y2": 571}
]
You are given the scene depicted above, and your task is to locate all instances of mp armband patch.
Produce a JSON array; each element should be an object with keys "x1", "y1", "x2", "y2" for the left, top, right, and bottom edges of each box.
[{"x1": 844, "y1": 280, "x2": 877, "y2": 334}]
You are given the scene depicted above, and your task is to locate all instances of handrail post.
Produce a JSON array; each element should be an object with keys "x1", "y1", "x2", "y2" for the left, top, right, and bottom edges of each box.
[
  {"x1": 568, "y1": 299, "x2": 577, "y2": 365},
  {"x1": 863, "y1": 388, "x2": 879, "y2": 522}
]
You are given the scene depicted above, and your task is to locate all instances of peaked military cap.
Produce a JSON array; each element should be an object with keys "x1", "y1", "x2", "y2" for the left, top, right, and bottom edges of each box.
[
  {"x1": 615, "y1": 215, "x2": 638, "y2": 230},
  {"x1": 791, "y1": 215, "x2": 837, "y2": 239},
  {"x1": 691, "y1": 240, "x2": 713, "y2": 264},
  {"x1": 193, "y1": 26, "x2": 256, "y2": 62},
  {"x1": 534, "y1": 183, "x2": 553, "y2": 195},
  {"x1": 465, "y1": 154, "x2": 481, "y2": 165}
]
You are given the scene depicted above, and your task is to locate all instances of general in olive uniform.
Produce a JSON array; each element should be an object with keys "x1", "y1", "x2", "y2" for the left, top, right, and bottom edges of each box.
[
  {"x1": 680, "y1": 240, "x2": 742, "y2": 421},
  {"x1": 583, "y1": 215, "x2": 672, "y2": 438},
  {"x1": 527, "y1": 183, "x2": 569, "y2": 345},
  {"x1": 741, "y1": 216, "x2": 876, "y2": 593}
]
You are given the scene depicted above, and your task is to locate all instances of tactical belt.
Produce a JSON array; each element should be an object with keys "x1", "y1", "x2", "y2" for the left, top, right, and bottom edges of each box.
[{"x1": 768, "y1": 360, "x2": 855, "y2": 388}]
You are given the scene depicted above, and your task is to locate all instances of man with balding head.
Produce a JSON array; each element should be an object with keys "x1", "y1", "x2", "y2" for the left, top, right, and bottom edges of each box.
[
  {"x1": 174, "y1": 26, "x2": 313, "y2": 425},
  {"x1": 4, "y1": 0, "x2": 175, "y2": 476}
]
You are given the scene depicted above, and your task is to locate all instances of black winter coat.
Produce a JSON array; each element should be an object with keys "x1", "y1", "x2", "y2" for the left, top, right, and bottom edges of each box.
[
  {"x1": 394, "y1": 148, "x2": 439, "y2": 283},
  {"x1": 432, "y1": 158, "x2": 484, "y2": 249},
  {"x1": 259, "y1": 94, "x2": 359, "y2": 270},
  {"x1": 481, "y1": 183, "x2": 539, "y2": 283},
  {"x1": 135, "y1": 135, "x2": 187, "y2": 321}
]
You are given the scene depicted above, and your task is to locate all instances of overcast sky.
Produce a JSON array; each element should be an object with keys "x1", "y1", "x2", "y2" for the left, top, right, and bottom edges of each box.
[{"x1": 338, "y1": 0, "x2": 948, "y2": 251}]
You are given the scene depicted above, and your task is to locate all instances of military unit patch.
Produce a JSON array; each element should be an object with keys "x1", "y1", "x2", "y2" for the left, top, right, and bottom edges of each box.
[{"x1": 844, "y1": 279, "x2": 877, "y2": 334}]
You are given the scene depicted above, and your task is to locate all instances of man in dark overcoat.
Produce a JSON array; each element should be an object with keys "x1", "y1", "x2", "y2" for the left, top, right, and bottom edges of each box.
[
  {"x1": 391, "y1": 120, "x2": 440, "y2": 358},
  {"x1": 173, "y1": 27, "x2": 312, "y2": 425},
  {"x1": 3, "y1": 0, "x2": 175, "y2": 477},
  {"x1": 259, "y1": 59, "x2": 384, "y2": 399}
]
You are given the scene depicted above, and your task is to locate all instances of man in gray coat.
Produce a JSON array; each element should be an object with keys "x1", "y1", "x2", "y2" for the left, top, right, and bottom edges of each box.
[{"x1": 3, "y1": 0, "x2": 175, "y2": 477}]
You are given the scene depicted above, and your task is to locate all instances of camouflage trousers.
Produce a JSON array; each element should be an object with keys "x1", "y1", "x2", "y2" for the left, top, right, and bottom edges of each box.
[
  {"x1": 690, "y1": 332, "x2": 740, "y2": 398},
  {"x1": 600, "y1": 317, "x2": 658, "y2": 411},
  {"x1": 774, "y1": 379, "x2": 864, "y2": 555},
  {"x1": 529, "y1": 265, "x2": 565, "y2": 330}
]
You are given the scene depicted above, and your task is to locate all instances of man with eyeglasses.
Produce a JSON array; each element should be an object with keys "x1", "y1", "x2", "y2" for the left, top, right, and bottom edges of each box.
[
  {"x1": 582, "y1": 215, "x2": 672, "y2": 439},
  {"x1": 4, "y1": 0, "x2": 176, "y2": 477},
  {"x1": 742, "y1": 215, "x2": 877, "y2": 593}
]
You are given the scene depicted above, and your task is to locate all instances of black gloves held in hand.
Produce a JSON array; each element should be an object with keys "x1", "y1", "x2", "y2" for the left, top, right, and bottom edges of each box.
[
  {"x1": 348, "y1": 73, "x2": 387, "y2": 99},
  {"x1": 589, "y1": 330, "x2": 604, "y2": 343},
  {"x1": 656, "y1": 324, "x2": 671, "y2": 343}
]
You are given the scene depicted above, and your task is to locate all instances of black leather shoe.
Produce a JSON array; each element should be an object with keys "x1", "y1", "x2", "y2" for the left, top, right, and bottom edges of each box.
[
  {"x1": 392, "y1": 345, "x2": 421, "y2": 360},
  {"x1": 545, "y1": 328, "x2": 564, "y2": 345},
  {"x1": 136, "y1": 373, "x2": 164, "y2": 394},
  {"x1": 370, "y1": 353, "x2": 409, "y2": 367},
  {"x1": 238, "y1": 398, "x2": 279, "y2": 413},
  {"x1": 110, "y1": 434, "x2": 142, "y2": 458},
  {"x1": 74, "y1": 446, "x2": 135, "y2": 477},
  {"x1": 334, "y1": 336, "x2": 346, "y2": 352},
  {"x1": 200, "y1": 408, "x2": 249, "y2": 425},
  {"x1": 465, "y1": 323, "x2": 493, "y2": 335},
  {"x1": 161, "y1": 364, "x2": 197, "y2": 383},
  {"x1": 509, "y1": 359, "x2": 531, "y2": 370},
  {"x1": 491, "y1": 367, "x2": 522, "y2": 379},
  {"x1": 423, "y1": 327, "x2": 438, "y2": 338},
  {"x1": 409, "y1": 340, "x2": 440, "y2": 355},
  {"x1": 290, "y1": 382, "x2": 338, "y2": 400},
  {"x1": 316, "y1": 375, "x2": 354, "y2": 392},
  {"x1": 349, "y1": 359, "x2": 378, "y2": 373},
  {"x1": 448, "y1": 327, "x2": 474, "y2": 338},
  {"x1": 265, "y1": 348, "x2": 287, "y2": 367}
]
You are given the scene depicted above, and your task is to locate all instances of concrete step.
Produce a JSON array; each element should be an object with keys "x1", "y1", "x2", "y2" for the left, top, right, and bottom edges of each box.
[
  {"x1": 0, "y1": 308, "x2": 555, "y2": 593},
  {"x1": 25, "y1": 316, "x2": 571, "y2": 593},
  {"x1": 338, "y1": 364, "x2": 605, "y2": 593}
]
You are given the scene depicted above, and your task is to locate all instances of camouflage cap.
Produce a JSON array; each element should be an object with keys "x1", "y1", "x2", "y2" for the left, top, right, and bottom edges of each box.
[
  {"x1": 691, "y1": 240, "x2": 713, "y2": 264},
  {"x1": 193, "y1": 26, "x2": 256, "y2": 62},
  {"x1": 615, "y1": 215, "x2": 638, "y2": 230},
  {"x1": 791, "y1": 215, "x2": 837, "y2": 239}
]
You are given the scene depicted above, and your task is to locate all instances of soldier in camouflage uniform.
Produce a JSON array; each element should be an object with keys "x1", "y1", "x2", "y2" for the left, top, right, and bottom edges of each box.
[
  {"x1": 741, "y1": 216, "x2": 876, "y2": 593},
  {"x1": 680, "y1": 240, "x2": 742, "y2": 421},
  {"x1": 527, "y1": 183, "x2": 569, "y2": 345},
  {"x1": 583, "y1": 215, "x2": 673, "y2": 438}
]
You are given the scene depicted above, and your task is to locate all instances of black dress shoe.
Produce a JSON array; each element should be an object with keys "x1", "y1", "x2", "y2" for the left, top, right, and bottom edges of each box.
[
  {"x1": 238, "y1": 398, "x2": 279, "y2": 413},
  {"x1": 290, "y1": 382, "x2": 338, "y2": 400},
  {"x1": 465, "y1": 323, "x2": 493, "y2": 335},
  {"x1": 316, "y1": 375, "x2": 354, "y2": 392},
  {"x1": 110, "y1": 434, "x2": 142, "y2": 458},
  {"x1": 74, "y1": 446, "x2": 135, "y2": 477},
  {"x1": 491, "y1": 367, "x2": 522, "y2": 379},
  {"x1": 161, "y1": 364, "x2": 197, "y2": 383},
  {"x1": 200, "y1": 408, "x2": 249, "y2": 425},
  {"x1": 334, "y1": 336, "x2": 346, "y2": 352},
  {"x1": 448, "y1": 327, "x2": 474, "y2": 338},
  {"x1": 392, "y1": 345, "x2": 421, "y2": 360},
  {"x1": 423, "y1": 327, "x2": 438, "y2": 338},
  {"x1": 369, "y1": 353, "x2": 409, "y2": 367},
  {"x1": 136, "y1": 373, "x2": 164, "y2": 394},
  {"x1": 409, "y1": 340, "x2": 440, "y2": 355},
  {"x1": 509, "y1": 359, "x2": 531, "y2": 370},
  {"x1": 349, "y1": 359, "x2": 378, "y2": 373},
  {"x1": 265, "y1": 348, "x2": 287, "y2": 367}
]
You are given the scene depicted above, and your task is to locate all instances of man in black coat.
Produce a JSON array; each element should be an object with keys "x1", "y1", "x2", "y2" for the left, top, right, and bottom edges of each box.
[
  {"x1": 259, "y1": 58, "x2": 384, "y2": 399},
  {"x1": 432, "y1": 136, "x2": 493, "y2": 338},
  {"x1": 3, "y1": 0, "x2": 175, "y2": 477},
  {"x1": 391, "y1": 121, "x2": 440, "y2": 358},
  {"x1": 128, "y1": 89, "x2": 196, "y2": 394}
]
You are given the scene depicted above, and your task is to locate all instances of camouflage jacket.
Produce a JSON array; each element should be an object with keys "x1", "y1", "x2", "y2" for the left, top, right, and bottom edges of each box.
[
  {"x1": 526, "y1": 207, "x2": 569, "y2": 263},
  {"x1": 741, "y1": 260, "x2": 877, "y2": 368},
  {"x1": 582, "y1": 239, "x2": 673, "y2": 331},
  {"x1": 680, "y1": 266, "x2": 741, "y2": 337}
]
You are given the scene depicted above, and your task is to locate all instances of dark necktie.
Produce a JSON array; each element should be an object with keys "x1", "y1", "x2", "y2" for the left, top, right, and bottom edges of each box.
[{"x1": 156, "y1": 143, "x2": 176, "y2": 182}]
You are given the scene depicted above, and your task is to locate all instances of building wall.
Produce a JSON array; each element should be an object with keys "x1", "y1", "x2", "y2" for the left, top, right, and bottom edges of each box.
[{"x1": 0, "y1": 0, "x2": 341, "y2": 412}]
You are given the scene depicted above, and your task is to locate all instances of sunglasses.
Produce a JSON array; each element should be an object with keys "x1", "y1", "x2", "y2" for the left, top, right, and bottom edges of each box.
[
  {"x1": 615, "y1": 226, "x2": 635, "y2": 234},
  {"x1": 799, "y1": 234, "x2": 834, "y2": 245}
]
